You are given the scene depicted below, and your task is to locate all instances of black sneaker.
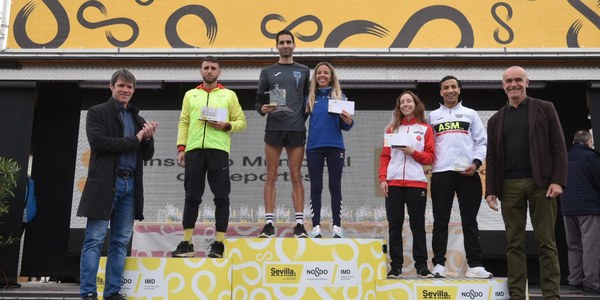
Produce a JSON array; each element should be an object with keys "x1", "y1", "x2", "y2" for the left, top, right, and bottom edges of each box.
[
  {"x1": 259, "y1": 222, "x2": 275, "y2": 238},
  {"x1": 569, "y1": 284, "x2": 583, "y2": 290},
  {"x1": 293, "y1": 223, "x2": 309, "y2": 238},
  {"x1": 583, "y1": 286, "x2": 600, "y2": 296},
  {"x1": 387, "y1": 267, "x2": 402, "y2": 279},
  {"x1": 171, "y1": 241, "x2": 195, "y2": 257},
  {"x1": 207, "y1": 241, "x2": 225, "y2": 258},
  {"x1": 417, "y1": 266, "x2": 434, "y2": 278},
  {"x1": 105, "y1": 293, "x2": 126, "y2": 300},
  {"x1": 81, "y1": 294, "x2": 98, "y2": 300}
]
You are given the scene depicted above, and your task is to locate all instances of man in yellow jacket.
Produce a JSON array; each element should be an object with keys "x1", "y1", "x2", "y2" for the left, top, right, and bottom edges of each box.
[{"x1": 172, "y1": 56, "x2": 247, "y2": 258}]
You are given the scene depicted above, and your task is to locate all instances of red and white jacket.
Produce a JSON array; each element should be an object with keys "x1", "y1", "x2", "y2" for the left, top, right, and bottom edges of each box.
[{"x1": 379, "y1": 118, "x2": 435, "y2": 189}]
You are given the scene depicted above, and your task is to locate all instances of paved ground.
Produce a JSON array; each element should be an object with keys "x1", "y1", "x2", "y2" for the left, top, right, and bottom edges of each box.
[
  {"x1": 1, "y1": 282, "x2": 599, "y2": 299},
  {"x1": 1, "y1": 281, "x2": 599, "y2": 300}
]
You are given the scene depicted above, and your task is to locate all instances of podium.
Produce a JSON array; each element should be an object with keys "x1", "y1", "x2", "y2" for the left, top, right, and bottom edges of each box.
[
  {"x1": 98, "y1": 238, "x2": 385, "y2": 299},
  {"x1": 225, "y1": 238, "x2": 386, "y2": 299},
  {"x1": 104, "y1": 234, "x2": 510, "y2": 299}
]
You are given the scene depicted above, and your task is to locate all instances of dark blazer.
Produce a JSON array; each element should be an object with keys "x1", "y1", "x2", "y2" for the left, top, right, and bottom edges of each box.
[
  {"x1": 561, "y1": 143, "x2": 600, "y2": 215},
  {"x1": 76, "y1": 98, "x2": 154, "y2": 220},
  {"x1": 485, "y1": 97, "x2": 567, "y2": 199}
]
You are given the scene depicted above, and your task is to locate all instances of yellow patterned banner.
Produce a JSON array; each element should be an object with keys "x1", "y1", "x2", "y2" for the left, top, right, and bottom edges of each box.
[
  {"x1": 225, "y1": 238, "x2": 386, "y2": 299},
  {"x1": 376, "y1": 278, "x2": 511, "y2": 300},
  {"x1": 97, "y1": 257, "x2": 232, "y2": 299},
  {"x1": 6, "y1": 0, "x2": 600, "y2": 49}
]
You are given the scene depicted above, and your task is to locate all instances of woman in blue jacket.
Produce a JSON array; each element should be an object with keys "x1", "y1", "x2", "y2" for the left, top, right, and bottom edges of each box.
[{"x1": 305, "y1": 62, "x2": 354, "y2": 238}]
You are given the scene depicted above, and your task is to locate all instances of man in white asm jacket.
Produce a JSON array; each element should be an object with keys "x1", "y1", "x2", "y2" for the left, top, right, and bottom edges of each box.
[{"x1": 427, "y1": 75, "x2": 492, "y2": 279}]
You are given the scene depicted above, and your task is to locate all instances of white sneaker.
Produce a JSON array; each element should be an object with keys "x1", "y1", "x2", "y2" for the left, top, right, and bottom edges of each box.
[
  {"x1": 311, "y1": 225, "x2": 322, "y2": 238},
  {"x1": 432, "y1": 264, "x2": 447, "y2": 278},
  {"x1": 332, "y1": 225, "x2": 344, "y2": 238},
  {"x1": 465, "y1": 266, "x2": 493, "y2": 278}
]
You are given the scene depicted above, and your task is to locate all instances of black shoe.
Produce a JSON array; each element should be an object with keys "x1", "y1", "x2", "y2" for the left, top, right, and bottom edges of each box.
[
  {"x1": 387, "y1": 267, "x2": 402, "y2": 279},
  {"x1": 583, "y1": 286, "x2": 600, "y2": 295},
  {"x1": 207, "y1": 241, "x2": 225, "y2": 258},
  {"x1": 293, "y1": 223, "x2": 309, "y2": 238},
  {"x1": 81, "y1": 294, "x2": 98, "y2": 300},
  {"x1": 569, "y1": 284, "x2": 583, "y2": 290},
  {"x1": 171, "y1": 241, "x2": 195, "y2": 257},
  {"x1": 417, "y1": 266, "x2": 434, "y2": 278},
  {"x1": 105, "y1": 292, "x2": 126, "y2": 300},
  {"x1": 259, "y1": 223, "x2": 275, "y2": 238}
]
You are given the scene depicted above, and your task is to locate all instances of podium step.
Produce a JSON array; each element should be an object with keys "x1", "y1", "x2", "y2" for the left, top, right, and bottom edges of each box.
[
  {"x1": 376, "y1": 277, "x2": 510, "y2": 300},
  {"x1": 97, "y1": 257, "x2": 232, "y2": 299},
  {"x1": 225, "y1": 238, "x2": 386, "y2": 299}
]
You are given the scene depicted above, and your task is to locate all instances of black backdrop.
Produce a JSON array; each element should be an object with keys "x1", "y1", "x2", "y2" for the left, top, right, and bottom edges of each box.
[{"x1": 0, "y1": 81, "x2": 36, "y2": 286}]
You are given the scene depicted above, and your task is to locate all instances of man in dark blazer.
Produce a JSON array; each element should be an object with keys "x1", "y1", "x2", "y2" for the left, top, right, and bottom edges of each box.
[
  {"x1": 77, "y1": 69, "x2": 158, "y2": 300},
  {"x1": 485, "y1": 66, "x2": 567, "y2": 300}
]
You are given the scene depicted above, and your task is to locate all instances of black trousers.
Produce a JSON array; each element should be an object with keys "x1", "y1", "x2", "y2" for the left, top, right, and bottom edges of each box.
[
  {"x1": 182, "y1": 149, "x2": 230, "y2": 232},
  {"x1": 431, "y1": 171, "x2": 483, "y2": 267},
  {"x1": 307, "y1": 147, "x2": 345, "y2": 227},
  {"x1": 385, "y1": 186, "x2": 428, "y2": 269}
]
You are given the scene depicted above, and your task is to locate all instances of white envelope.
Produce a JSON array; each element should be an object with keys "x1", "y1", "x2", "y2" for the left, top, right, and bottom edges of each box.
[
  {"x1": 384, "y1": 133, "x2": 412, "y2": 147},
  {"x1": 199, "y1": 107, "x2": 228, "y2": 122},
  {"x1": 328, "y1": 99, "x2": 355, "y2": 115}
]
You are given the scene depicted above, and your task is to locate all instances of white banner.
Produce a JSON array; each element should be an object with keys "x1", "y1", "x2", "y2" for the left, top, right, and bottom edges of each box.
[{"x1": 71, "y1": 110, "x2": 522, "y2": 231}]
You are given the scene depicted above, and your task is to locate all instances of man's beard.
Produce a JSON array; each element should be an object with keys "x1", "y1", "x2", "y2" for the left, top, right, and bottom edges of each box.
[{"x1": 203, "y1": 76, "x2": 217, "y2": 84}]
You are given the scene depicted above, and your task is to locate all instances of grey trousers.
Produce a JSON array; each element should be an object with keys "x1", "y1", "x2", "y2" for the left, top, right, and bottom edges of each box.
[{"x1": 563, "y1": 215, "x2": 600, "y2": 290}]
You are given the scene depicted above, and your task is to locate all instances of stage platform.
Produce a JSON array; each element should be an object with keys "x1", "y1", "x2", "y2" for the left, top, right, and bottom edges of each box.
[
  {"x1": 2, "y1": 237, "x2": 593, "y2": 299},
  {"x1": 1, "y1": 230, "x2": 588, "y2": 299}
]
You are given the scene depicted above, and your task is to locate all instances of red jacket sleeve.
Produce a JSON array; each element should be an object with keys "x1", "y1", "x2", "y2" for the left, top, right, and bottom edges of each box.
[{"x1": 411, "y1": 124, "x2": 435, "y2": 165}]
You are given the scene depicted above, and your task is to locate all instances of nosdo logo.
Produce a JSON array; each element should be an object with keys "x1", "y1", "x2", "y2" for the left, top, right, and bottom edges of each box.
[
  {"x1": 461, "y1": 289, "x2": 484, "y2": 299},
  {"x1": 306, "y1": 267, "x2": 328, "y2": 277},
  {"x1": 422, "y1": 289, "x2": 451, "y2": 300},
  {"x1": 121, "y1": 277, "x2": 133, "y2": 286}
]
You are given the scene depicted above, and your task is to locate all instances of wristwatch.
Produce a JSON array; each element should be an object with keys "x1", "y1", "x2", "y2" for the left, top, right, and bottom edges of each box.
[{"x1": 472, "y1": 159, "x2": 482, "y2": 171}]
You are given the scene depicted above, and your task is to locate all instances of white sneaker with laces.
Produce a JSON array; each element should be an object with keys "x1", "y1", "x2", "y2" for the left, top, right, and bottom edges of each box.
[
  {"x1": 432, "y1": 264, "x2": 447, "y2": 278},
  {"x1": 465, "y1": 266, "x2": 493, "y2": 278},
  {"x1": 332, "y1": 225, "x2": 343, "y2": 238},
  {"x1": 311, "y1": 225, "x2": 322, "y2": 238}
]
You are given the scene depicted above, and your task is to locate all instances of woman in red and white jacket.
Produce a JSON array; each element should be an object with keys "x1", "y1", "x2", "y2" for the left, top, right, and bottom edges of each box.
[{"x1": 379, "y1": 90, "x2": 435, "y2": 279}]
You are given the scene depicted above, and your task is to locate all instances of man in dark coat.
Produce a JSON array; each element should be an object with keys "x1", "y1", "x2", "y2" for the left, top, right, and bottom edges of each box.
[
  {"x1": 561, "y1": 130, "x2": 600, "y2": 295},
  {"x1": 485, "y1": 66, "x2": 567, "y2": 300},
  {"x1": 77, "y1": 69, "x2": 158, "y2": 300}
]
